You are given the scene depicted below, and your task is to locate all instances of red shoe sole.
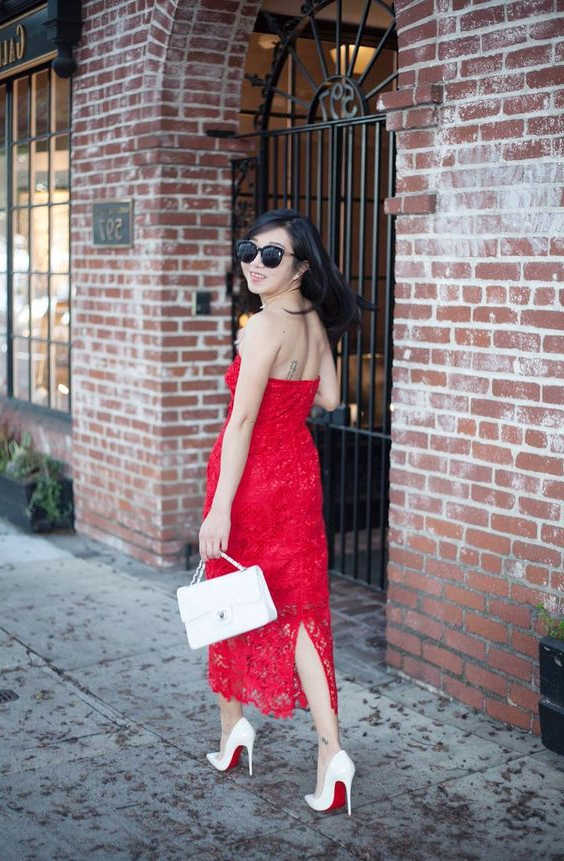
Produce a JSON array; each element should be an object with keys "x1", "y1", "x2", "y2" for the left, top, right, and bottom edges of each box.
[
  {"x1": 226, "y1": 745, "x2": 243, "y2": 770},
  {"x1": 326, "y1": 780, "x2": 346, "y2": 811}
]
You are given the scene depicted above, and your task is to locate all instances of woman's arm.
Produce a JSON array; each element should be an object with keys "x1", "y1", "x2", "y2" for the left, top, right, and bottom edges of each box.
[
  {"x1": 199, "y1": 313, "x2": 280, "y2": 560},
  {"x1": 312, "y1": 337, "x2": 340, "y2": 411}
]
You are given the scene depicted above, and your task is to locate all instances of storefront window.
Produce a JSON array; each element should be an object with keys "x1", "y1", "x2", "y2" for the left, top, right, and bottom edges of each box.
[{"x1": 0, "y1": 66, "x2": 71, "y2": 412}]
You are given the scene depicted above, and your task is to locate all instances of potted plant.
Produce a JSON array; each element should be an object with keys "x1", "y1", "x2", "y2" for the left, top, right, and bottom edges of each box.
[
  {"x1": 537, "y1": 600, "x2": 564, "y2": 756},
  {"x1": 0, "y1": 427, "x2": 74, "y2": 532}
]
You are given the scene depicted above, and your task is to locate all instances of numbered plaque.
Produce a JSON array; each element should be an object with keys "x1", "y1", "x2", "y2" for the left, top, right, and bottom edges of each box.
[{"x1": 92, "y1": 201, "x2": 133, "y2": 247}]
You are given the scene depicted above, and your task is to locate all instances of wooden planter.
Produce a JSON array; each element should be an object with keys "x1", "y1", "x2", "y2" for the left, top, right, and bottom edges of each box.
[
  {"x1": 0, "y1": 472, "x2": 74, "y2": 533},
  {"x1": 539, "y1": 636, "x2": 564, "y2": 756}
]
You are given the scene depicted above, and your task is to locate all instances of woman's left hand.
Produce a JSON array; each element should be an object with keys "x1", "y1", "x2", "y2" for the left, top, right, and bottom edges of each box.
[{"x1": 199, "y1": 507, "x2": 231, "y2": 561}]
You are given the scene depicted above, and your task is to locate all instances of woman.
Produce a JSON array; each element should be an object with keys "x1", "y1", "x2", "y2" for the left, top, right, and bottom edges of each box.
[{"x1": 199, "y1": 208, "x2": 360, "y2": 815}]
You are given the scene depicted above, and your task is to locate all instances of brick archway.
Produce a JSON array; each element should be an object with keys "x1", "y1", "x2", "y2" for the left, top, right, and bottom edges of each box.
[{"x1": 71, "y1": 0, "x2": 261, "y2": 565}]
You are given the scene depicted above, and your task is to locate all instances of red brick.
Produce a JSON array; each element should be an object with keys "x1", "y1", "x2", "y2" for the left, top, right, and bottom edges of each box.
[
  {"x1": 493, "y1": 330, "x2": 541, "y2": 352},
  {"x1": 389, "y1": 547, "x2": 425, "y2": 571},
  {"x1": 430, "y1": 477, "x2": 469, "y2": 500},
  {"x1": 525, "y1": 429, "x2": 547, "y2": 448},
  {"x1": 486, "y1": 698, "x2": 531, "y2": 730},
  {"x1": 492, "y1": 380, "x2": 540, "y2": 402},
  {"x1": 525, "y1": 565, "x2": 550, "y2": 587},
  {"x1": 488, "y1": 648, "x2": 532, "y2": 681},
  {"x1": 524, "y1": 261, "x2": 564, "y2": 281},
  {"x1": 460, "y1": 6, "x2": 505, "y2": 31},
  {"x1": 541, "y1": 524, "x2": 564, "y2": 547},
  {"x1": 460, "y1": 547, "x2": 480, "y2": 567},
  {"x1": 445, "y1": 503, "x2": 489, "y2": 528},
  {"x1": 405, "y1": 610, "x2": 444, "y2": 642},
  {"x1": 469, "y1": 400, "x2": 511, "y2": 422},
  {"x1": 425, "y1": 517, "x2": 464, "y2": 540},
  {"x1": 475, "y1": 262, "x2": 521, "y2": 281},
  {"x1": 458, "y1": 98, "x2": 500, "y2": 120},
  {"x1": 451, "y1": 459, "x2": 492, "y2": 483},
  {"x1": 503, "y1": 139, "x2": 552, "y2": 160},
  {"x1": 481, "y1": 119, "x2": 524, "y2": 141},
  {"x1": 386, "y1": 646, "x2": 403, "y2": 669},
  {"x1": 503, "y1": 93, "x2": 549, "y2": 115},
  {"x1": 506, "y1": 0, "x2": 554, "y2": 20},
  {"x1": 422, "y1": 596, "x2": 463, "y2": 626},
  {"x1": 466, "y1": 571, "x2": 509, "y2": 597},
  {"x1": 455, "y1": 328, "x2": 491, "y2": 347},
  {"x1": 481, "y1": 553, "x2": 503, "y2": 575},
  {"x1": 439, "y1": 541, "x2": 458, "y2": 561},
  {"x1": 489, "y1": 599, "x2": 531, "y2": 628},
  {"x1": 466, "y1": 613, "x2": 508, "y2": 644},
  {"x1": 409, "y1": 534, "x2": 438, "y2": 557},
  {"x1": 444, "y1": 676, "x2": 484, "y2": 710},
  {"x1": 423, "y1": 643, "x2": 463, "y2": 675},
  {"x1": 509, "y1": 682, "x2": 539, "y2": 713},
  {"x1": 473, "y1": 306, "x2": 517, "y2": 325},
  {"x1": 521, "y1": 311, "x2": 564, "y2": 331},
  {"x1": 388, "y1": 582, "x2": 418, "y2": 607},
  {"x1": 403, "y1": 655, "x2": 441, "y2": 688},
  {"x1": 444, "y1": 584, "x2": 485, "y2": 610},
  {"x1": 444, "y1": 628, "x2": 487, "y2": 661},
  {"x1": 438, "y1": 35, "x2": 481, "y2": 60},
  {"x1": 472, "y1": 441, "x2": 513, "y2": 466},
  {"x1": 387, "y1": 625, "x2": 422, "y2": 657},
  {"x1": 544, "y1": 480, "x2": 564, "y2": 500},
  {"x1": 544, "y1": 386, "x2": 564, "y2": 405},
  {"x1": 527, "y1": 67, "x2": 564, "y2": 89},
  {"x1": 513, "y1": 540, "x2": 561, "y2": 567},
  {"x1": 501, "y1": 425, "x2": 523, "y2": 445},
  {"x1": 515, "y1": 452, "x2": 563, "y2": 477},
  {"x1": 465, "y1": 662, "x2": 507, "y2": 696},
  {"x1": 411, "y1": 369, "x2": 447, "y2": 385},
  {"x1": 544, "y1": 335, "x2": 564, "y2": 354},
  {"x1": 511, "y1": 630, "x2": 539, "y2": 659},
  {"x1": 505, "y1": 44, "x2": 553, "y2": 68},
  {"x1": 471, "y1": 485, "x2": 515, "y2": 510},
  {"x1": 426, "y1": 558, "x2": 464, "y2": 582},
  {"x1": 479, "y1": 422, "x2": 499, "y2": 440},
  {"x1": 467, "y1": 528, "x2": 511, "y2": 555},
  {"x1": 491, "y1": 514, "x2": 537, "y2": 540}
]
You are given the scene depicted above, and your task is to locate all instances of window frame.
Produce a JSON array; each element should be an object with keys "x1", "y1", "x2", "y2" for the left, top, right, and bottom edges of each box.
[{"x1": 2, "y1": 61, "x2": 71, "y2": 418}]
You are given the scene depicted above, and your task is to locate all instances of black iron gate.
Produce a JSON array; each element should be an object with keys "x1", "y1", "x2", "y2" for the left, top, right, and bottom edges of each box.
[{"x1": 228, "y1": 2, "x2": 397, "y2": 590}]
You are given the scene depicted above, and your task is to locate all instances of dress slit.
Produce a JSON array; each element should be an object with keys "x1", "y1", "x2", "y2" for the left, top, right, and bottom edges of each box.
[{"x1": 295, "y1": 619, "x2": 339, "y2": 716}]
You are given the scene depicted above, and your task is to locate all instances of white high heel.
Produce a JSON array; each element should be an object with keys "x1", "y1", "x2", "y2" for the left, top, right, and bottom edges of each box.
[
  {"x1": 206, "y1": 716, "x2": 255, "y2": 775},
  {"x1": 304, "y1": 749, "x2": 355, "y2": 816}
]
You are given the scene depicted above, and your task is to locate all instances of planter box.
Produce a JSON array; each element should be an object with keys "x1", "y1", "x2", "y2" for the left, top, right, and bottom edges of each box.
[
  {"x1": 538, "y1": 635, "x2": 564, "y2": 756},
  {"x1": 0, "y1": 472, "x2": 74, "y2": 533},
  {"x1": 538, "y1": 699, "x2": 564, "y2": 756},
  {"x1": 540, "y1": 636, "x2": 564, "y2": 706}
]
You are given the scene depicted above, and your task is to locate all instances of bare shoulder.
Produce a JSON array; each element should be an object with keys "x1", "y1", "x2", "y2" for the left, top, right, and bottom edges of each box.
[{"x1": 238, "y1": 310, "x2": 281, "y2": 354}]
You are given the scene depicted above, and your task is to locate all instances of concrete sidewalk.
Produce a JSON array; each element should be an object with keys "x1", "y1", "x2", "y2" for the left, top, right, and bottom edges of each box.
[{"x1": 0, "y1": 517, "x2": 562, "y2": 861}]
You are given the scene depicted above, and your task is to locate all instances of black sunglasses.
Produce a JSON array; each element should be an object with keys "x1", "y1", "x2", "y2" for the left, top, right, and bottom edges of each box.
[{"x1": 235, "y1": 239, "x2": 297, "y2": 269}]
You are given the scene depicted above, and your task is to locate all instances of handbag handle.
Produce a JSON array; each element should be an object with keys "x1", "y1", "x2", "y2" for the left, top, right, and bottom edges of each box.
[{"x1": 189, "y1": 550, "x2": 245, "y2": 586}]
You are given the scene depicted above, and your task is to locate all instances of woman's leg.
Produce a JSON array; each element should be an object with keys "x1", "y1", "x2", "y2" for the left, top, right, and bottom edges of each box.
[
  {"x1": 217, "y1": 692, "x2": 243, "y2": 753},
  {"x1": 295, "y1": 622, "x2": 341, "y2": 795}
]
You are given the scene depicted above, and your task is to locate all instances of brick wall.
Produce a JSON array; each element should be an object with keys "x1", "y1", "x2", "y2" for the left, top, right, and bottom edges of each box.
[
  {"x1": 71, "y1": 0, "x2": 259, "y2": 565},
  {"x1": 383, "y1": 0, "x2": 563, "y2": 731}
]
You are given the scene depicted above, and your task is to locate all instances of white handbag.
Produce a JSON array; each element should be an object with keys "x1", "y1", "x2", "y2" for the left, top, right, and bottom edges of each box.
[{"x1": 176, "y1": 550, "x2": 278, "y2": 650}]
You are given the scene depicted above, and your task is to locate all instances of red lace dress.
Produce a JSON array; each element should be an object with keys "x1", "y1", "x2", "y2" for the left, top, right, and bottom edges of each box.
[{"x1": 201, "y1": 353, "x2": 338, "y2": 719}]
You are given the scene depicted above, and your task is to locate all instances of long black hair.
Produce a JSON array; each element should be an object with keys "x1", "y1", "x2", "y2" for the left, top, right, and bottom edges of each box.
[{"x1": 242, "y1": 208, "x2": 363, "y2": 345}]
